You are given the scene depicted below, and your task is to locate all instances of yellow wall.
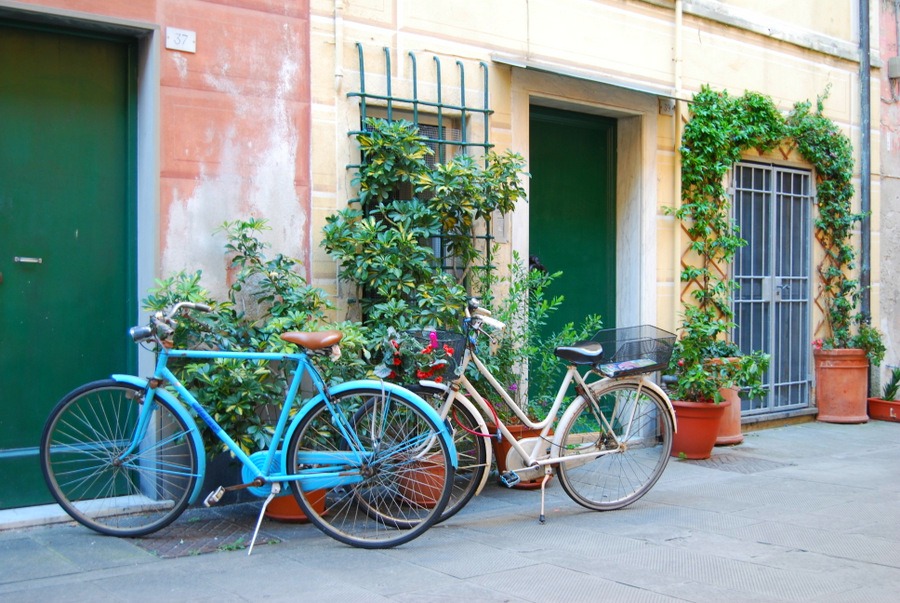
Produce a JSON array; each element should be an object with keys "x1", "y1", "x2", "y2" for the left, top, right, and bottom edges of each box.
[{"x1": 309, "y1": 0, "x2": 879, "y2": 341}]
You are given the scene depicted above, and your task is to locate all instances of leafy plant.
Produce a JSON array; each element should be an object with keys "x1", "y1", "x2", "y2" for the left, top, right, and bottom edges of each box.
[
  {"x1": 322, "y1": 117, "x2": 527, "y2": 329},
  {"x1": 665, "y1": 87, "x2": 777, "y2": 401},
  {"x1": 882, "y1": 367, "x2": 900, "y2": 401},
  {"x1": 667, "y1": 84, "x2": 885, "y2": 401},
  {"x1": 471, "y1": 252, "x2": 603, "y2": 420},
  {"x1": 144, "y1": 219, "x2": 339, "y2": 457},
  {"x1": 667, "y1": 308, "x2": 769, "y2": 403},
  {"x1": 786, "y1": 92, "x2": 884, "y2": 362}
]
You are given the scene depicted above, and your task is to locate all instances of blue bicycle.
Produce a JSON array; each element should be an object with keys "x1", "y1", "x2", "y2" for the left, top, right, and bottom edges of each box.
[{"x1": 40, "y1": 302, "x2": 456, "y2": 550}]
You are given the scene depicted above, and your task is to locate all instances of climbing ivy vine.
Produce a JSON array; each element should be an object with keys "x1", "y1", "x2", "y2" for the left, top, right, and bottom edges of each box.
[{"x1": 674, "y1": 84, "x2": 883, "y2": 367}]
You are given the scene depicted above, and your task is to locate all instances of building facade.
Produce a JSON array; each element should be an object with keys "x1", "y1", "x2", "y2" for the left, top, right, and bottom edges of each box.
[{"x1": 0, "y1": 0, "x2": 887, "y2": 509}]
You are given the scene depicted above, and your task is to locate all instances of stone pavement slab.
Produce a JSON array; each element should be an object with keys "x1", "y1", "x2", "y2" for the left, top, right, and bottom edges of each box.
[{"x1": 1, "y1": 420, "x2": 899, "y2": 602}]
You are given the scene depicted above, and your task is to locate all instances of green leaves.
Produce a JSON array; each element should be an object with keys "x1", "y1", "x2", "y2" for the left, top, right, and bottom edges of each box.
[
  {"x1": 144, "y1": 218, "x2": 339, "y2": 457},
  {"x1": 323, "y1": 118, "x2": 528, "y2": 330}
]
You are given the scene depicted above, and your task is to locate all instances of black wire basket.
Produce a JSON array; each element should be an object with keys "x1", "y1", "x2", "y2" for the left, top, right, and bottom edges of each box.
[{"x1": 591, "y1": 325, "x2": 676, "y2": 378}]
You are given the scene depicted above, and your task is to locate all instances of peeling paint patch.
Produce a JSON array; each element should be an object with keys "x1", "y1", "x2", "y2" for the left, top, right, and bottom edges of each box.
[{"x1": 161, "y1": 22, "x2": 308, "y2": 297}]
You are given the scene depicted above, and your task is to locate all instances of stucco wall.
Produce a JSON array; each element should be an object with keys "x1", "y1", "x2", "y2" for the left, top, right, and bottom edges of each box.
[
  {"x1": 881, "y1": 0, "x2": 900, "y2": 372},
  {"x1": 3, "y1": 0, "x2": 884, "y2": 363},
  {"x1": 310, "y1": 0, "x2": 879, "y2": 341},
  {"x1": 3, "y1": 0, "x2": 312, "y2": 299}
]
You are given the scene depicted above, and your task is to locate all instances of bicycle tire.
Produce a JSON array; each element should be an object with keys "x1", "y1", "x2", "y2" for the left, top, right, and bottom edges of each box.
[
  {"x1": 285, "y1": 386, "x2": 454, "y2": 548},
  {"x1": 40, "y1": 380, "x2": 200, "y2": 537},
  {"x1": 555, "y1": 379, "x2": 672, "y2": 511},
  {"x1": 409, "y1": 384, "x2": 487, "y2": 522}
]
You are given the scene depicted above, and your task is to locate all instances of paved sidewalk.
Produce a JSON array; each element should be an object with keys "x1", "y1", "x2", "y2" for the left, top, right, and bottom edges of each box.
[{"x1": 2, "y1": 420, "x2": 899, "y2": 602}]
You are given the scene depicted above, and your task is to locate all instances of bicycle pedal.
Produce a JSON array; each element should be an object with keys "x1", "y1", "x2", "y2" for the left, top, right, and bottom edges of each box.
[
  {"x1": 203, "y1": 486, "x2": 225, "y2": 507},
  {"x1": 500, "y1": 471, "x2": 521, "y2": 488}
]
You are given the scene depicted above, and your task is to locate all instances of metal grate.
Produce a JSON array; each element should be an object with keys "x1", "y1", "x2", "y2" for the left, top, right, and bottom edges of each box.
[
  {"x1": 732, "y1": 162, "x2": 813, "y2": 415},
  {"x1": 347, "y1": 44, "x2": 496, "y2": 274}
]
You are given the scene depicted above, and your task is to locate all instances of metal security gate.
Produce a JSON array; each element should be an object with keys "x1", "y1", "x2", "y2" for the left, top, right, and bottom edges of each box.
[{"x1": 732, "y1": 162, "x2": 812, "y2": 415}]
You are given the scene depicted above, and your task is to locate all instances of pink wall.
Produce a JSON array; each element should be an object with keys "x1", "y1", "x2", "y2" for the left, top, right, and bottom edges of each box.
[{"x1": 12, "y1": 1, "x2": 312, "y2": 289}]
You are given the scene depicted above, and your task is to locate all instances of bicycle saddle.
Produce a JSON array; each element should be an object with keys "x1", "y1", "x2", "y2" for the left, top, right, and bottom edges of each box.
[
  {"x1": 281, "y1": 330, "x2": 343, "y2": 350},
  {"x1": 554, "y1": 340, "x2": 604, "y2": 365}
]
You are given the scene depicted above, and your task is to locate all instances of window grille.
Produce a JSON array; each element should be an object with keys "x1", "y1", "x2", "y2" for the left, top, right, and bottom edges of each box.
[{"x1": 347, "y1": 44, "x2": 495, "y2": 273}]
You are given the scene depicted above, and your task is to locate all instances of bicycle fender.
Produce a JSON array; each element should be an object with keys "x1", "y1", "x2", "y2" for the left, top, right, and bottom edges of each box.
[
  {"x1": 282, "y1": 380, "x2": 458, "y2": 468},
  {"x1": 111, "y1": 374, "x2": 208, "y2": 504},
  {"x1": 417, "y1": 380, "x2": 492, "y2": 496},
  {"x1": 634, "y1": 378, "x2": 677, "y2": 432}
]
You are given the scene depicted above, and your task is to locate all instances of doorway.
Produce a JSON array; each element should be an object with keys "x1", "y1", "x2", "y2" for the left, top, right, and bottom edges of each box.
[
  {"x1": 0, "y1": 21, "x2": 137, "y2": 508},
  {"x1": 528, "y1": 105, "x2": 617, "y2": 335}
]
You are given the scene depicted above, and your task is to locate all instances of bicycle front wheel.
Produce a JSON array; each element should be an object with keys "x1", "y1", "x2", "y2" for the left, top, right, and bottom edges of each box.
[
  {"x1": 286, "y1": 386, "x2": 454, "y2": 548},
  {"x1": 40, "y1": 380, "x2": 200, "y2": 537},
  {"x1": 556, "y1": 380, "x2": 672, "y2": 511},
  {"x1": 410, "y1": 384, "x2": 487, "y2": 522}
]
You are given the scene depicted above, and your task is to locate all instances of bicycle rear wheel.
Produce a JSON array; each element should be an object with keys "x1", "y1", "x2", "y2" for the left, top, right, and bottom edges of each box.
[
  {"x1": 286, "y1": 386, "x2": 453, "y2": 548},
  {"x1": 409, "y1": 384, "x2": 487, "y2": 522},
  {"x1": 40, "y1": 380, "x2": 200, "y2": 536},
  {"x1": 556, "y1": 380, "x2": 672, "y2": 511}
]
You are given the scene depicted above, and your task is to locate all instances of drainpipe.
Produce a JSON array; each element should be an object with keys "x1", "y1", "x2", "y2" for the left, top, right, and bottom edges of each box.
[
  {"x1": 672, "y1": 0, "x2": 684, "y2": 330},
  {"x1": 859, "y1": 0, "x2": 871, "y2": 321}
]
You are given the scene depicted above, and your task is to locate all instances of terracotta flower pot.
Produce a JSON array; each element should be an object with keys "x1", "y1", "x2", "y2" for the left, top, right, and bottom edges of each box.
[
  {"x1": 490, "y1": 423, "x2": 553, "y2": 489},
  {"x1": 397, "y1": 454, "x2": 447, "y2": 507},
  {"x1": 715, "y1": 387, "x2": 743, "y2": 446},
  {"x1": 671, "y1": 399, "x2": 729, "y2": 459},
  {"x1": 867, "y1": 397, "x2": 900, "y2": 422},
  {"x1": 264, "y1": 489, "x2": 326, "y2": 523},
  {"x1": 814, "y1": 348, "x2": 869, "y2": 424}
]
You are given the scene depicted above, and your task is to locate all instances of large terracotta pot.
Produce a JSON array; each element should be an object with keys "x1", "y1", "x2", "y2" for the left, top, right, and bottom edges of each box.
[
  {"x1": 814, "y1": 348, "x2": 869, "y2": 423},
  {"x1": 671, "y1": 399, "x2": 729, "y2": 459},
  {"x1": 715, "y1": 387, "x2": 743, "y2": 446}
]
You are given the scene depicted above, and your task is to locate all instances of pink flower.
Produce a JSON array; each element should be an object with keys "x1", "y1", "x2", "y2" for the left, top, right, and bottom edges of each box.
[
  {"x1": 812, "y1": 338, "x2": 824, "y2": 351},
  {"x1": 429, "y1": 331, "x2": 439, "y2": 349}
]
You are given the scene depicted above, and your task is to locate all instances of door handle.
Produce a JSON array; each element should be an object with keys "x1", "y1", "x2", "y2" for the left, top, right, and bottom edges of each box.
[{"x1": 14, "y1": 256, "x2": 43, "y2": 264}]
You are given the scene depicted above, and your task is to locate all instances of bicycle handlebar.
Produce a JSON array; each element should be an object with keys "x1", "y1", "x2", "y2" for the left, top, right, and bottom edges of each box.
[
  {"x1": 466, "y1": 297, "x2": 506, "y2": 332},
  {"x1": 130, "y1": 301, "x2": 212, "y2": 343}
]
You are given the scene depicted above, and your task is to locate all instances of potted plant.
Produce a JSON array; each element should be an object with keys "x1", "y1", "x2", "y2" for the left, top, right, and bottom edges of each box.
[
  {"x1": 788, "y1": 97, "x2": 886, "y2": 422},
  {"x1": 666, "y1": 307, "x2": 769, "y2": 459},
  {"x1": 666, "y1": 88, "x2": 776, "y2": 459},
  {"x1": 322, "y1": 117, "x2": 527, "y2": 334},
  {"x1": 143, "y1": 218, "x2": 343, "y2": 514},
  {"x1": 867, "y1": 367, "x2": 900, "y2": 422}
]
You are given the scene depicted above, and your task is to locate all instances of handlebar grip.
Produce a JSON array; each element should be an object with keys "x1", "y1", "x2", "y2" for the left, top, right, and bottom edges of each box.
[
  {"x1": 129, "y1": 325, "x2": 154, "y2": 342},
  {"x1": 480, "y1": 315, "x2": 505, "y2": 331},
  {"x1": 192, "y1": 303, "x2": 212, "y2": 312}
]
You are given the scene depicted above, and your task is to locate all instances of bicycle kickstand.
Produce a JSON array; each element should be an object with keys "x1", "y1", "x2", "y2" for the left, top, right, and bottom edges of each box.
[
  {"x1": 538, "y1": 470, "x2": 552, "y2": 524},
  {"x1": 248, "y1": 482, "x2": 281, "y2": 556}
]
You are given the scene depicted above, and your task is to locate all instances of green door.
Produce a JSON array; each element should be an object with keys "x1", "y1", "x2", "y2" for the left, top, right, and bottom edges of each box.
[
  {"x1": 0, "y1": 22, "x2": 136, "y2": 509},
  {"x1": 529, "y1": 106, "x2": 617, "y2": 336}
]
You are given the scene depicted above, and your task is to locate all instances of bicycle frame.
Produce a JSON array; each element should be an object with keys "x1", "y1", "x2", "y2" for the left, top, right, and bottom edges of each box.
[
  {"x1": 113, "y1": 345, "x2": 451, "y2": 505},
  {"x1": 434, "y1": 335, "x2": 674, "y2": 482}
]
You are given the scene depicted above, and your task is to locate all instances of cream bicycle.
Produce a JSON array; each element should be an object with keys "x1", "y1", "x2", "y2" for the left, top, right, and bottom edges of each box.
[{"x1": 409, "y1": 298, "x2": 677, "y2": 523}]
